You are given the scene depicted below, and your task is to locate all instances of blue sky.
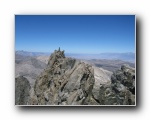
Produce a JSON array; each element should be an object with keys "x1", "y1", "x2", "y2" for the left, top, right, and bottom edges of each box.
[{"x1": 15, "y1": 15, "x2": 135, "y2": 54}]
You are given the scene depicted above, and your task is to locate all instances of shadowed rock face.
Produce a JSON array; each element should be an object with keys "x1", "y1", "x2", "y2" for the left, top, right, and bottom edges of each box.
[
  {"x1": 112, "y1": 64, "x2": 135, "y2": 104},
  {"x1": 15, "y1": 48, "x2": 135, "y2": 105},
  {"x1": 96, "y1": 64, "x2": 135, "y2": 105},
  {"x1": 15, "y1": 76, "x2": 31, "y2": 105}
]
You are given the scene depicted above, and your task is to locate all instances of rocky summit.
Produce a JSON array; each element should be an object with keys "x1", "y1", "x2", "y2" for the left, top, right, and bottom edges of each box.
[{"x1": 15, "y1": 48, "x2": 135, "y2": 105}]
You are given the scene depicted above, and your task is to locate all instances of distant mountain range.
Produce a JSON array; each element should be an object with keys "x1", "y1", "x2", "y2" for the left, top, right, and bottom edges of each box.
[
  {"x1": 15, "y1": 50, "x2": 50, "y2": 56},
  {"x1": 66, "y1": 52, "x2": 135, "y2": 63},
  {"x1": 15, "y1": 50, "x2": 135, "y2": 63}
]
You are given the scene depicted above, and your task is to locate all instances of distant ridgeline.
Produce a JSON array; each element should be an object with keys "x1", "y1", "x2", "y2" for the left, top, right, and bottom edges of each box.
[
  {"x1": 15, "y1": 50, "x2": 135, "y2": 62},
  {"x1": 15, "y1": 50, "x2": 50, "y2": 56}
]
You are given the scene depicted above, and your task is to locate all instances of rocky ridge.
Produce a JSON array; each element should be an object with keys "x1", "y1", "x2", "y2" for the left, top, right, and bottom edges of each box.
[
  {"x1": 31, "y1": 48, "x2": 96, "y2": 105},
  {"x1": 15, "y1": 48, "x2": 135, "y2": 105}
]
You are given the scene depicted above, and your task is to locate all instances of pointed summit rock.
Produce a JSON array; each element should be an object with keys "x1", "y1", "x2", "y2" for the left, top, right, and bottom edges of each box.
[{"x1": 47, "y1": 48, "x2": 65, "y2": 67}]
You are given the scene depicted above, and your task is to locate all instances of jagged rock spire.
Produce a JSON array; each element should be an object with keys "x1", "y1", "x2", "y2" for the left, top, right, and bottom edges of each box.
[
  {"x1": 48, "y1": 48, "x2": 65, "y2": 67},
  {"x1": 33, "y1": 51, "x2": 96, "y2": 105}
]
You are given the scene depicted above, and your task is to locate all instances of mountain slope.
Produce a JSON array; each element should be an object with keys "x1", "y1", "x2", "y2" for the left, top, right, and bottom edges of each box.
[
  {"x1": 15, "y1": 54, "x2": 47, "y2": 87},
  {"x1": 85, "y1": 59, "x2": 135, "y2": 72}
]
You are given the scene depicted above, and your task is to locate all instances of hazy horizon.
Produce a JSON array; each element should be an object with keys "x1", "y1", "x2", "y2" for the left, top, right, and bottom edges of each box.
[
  {"x1": 15, "y1": 49, "x2": 135, "y2": 54},
  {"x1": 15, "y1": 15, "x2": 135, "y2": 54},
  {"x1": 15, "y1": 50, "x2": 135, "y2": 63}
]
